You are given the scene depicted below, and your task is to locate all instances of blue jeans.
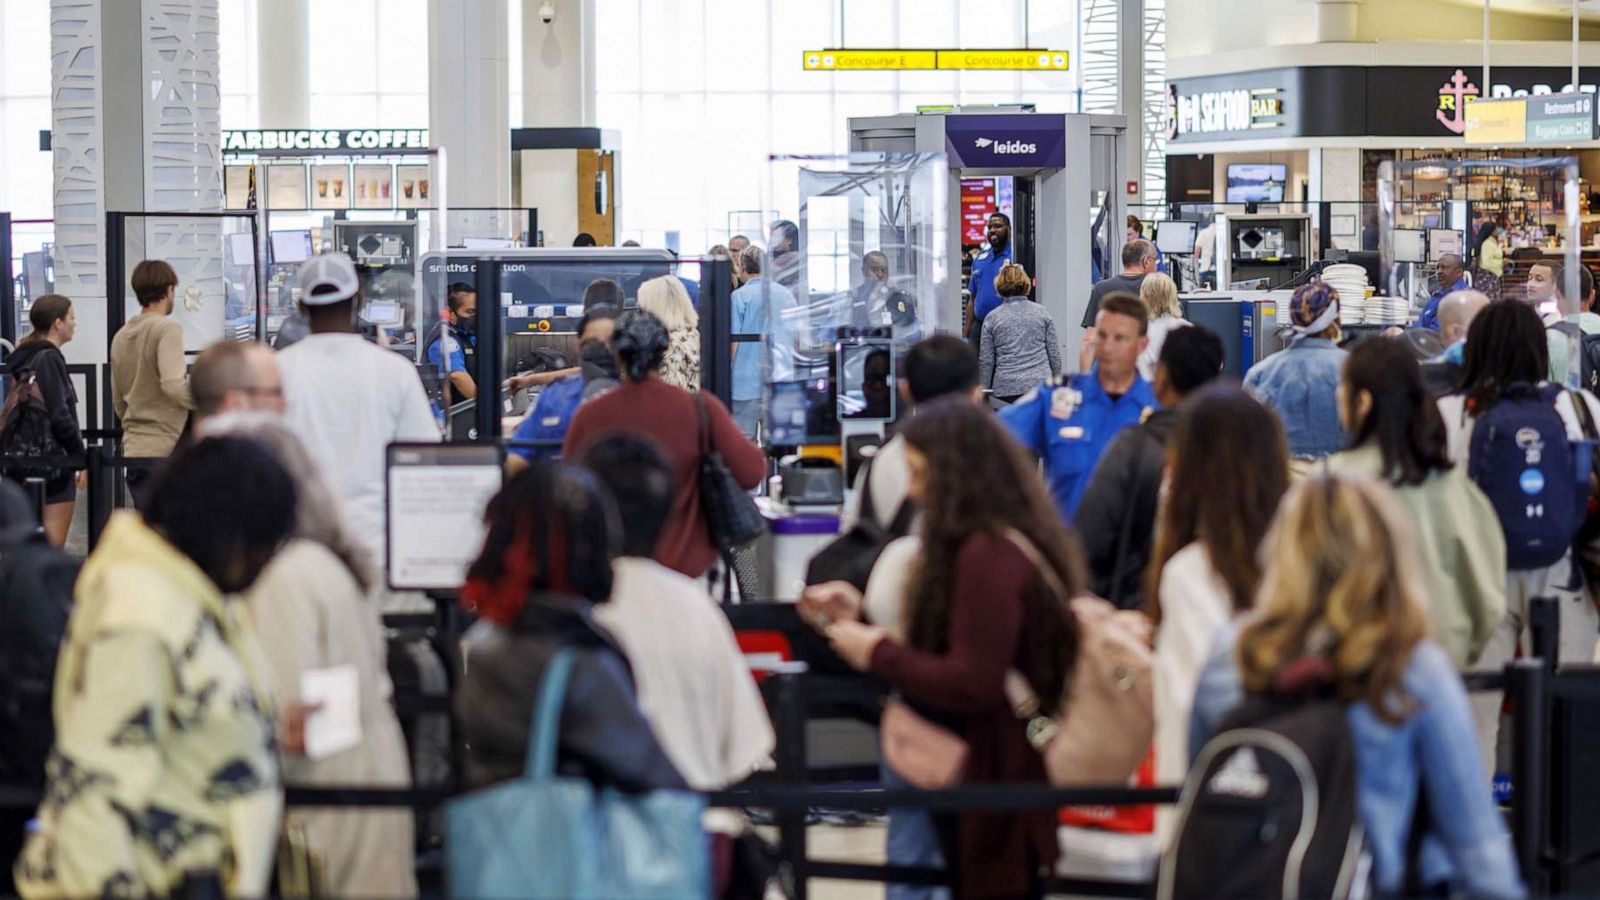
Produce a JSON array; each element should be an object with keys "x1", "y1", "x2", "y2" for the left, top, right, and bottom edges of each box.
[
  {"x1": 731, "y1": 399, "x2": 763, "y2": 440},
  {"x1": 883, "y1": 764, "x2": 949, "y2": 900}
]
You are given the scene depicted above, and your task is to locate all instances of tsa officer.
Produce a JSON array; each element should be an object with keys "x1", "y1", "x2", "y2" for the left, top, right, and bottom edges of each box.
[
  {"x1": 426, "y1": 281, "x2": 478, "y2": 399},
  {"x1": 1000, "y1": 292, "x2": 1157, "y2": 521},
  {"x1": 966, "y1": 213, "x2": 1013, "y2": 350}
]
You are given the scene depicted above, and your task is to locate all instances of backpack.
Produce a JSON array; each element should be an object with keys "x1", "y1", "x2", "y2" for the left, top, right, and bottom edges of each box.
[
  {"x1": 1159, "y1": 693, "x2": 1368, "y2": 900},
  {"x1": 515, "y1": 375, "x2": 587, "y2": 461},
  {"x1": 804, "y1": 458, "x2": 915, "y2": 592},
  {"x1": 1550, "y1": 321, "x2": 1600, "y2": 394},
  {"x1": 0, "y1": 367, "x2": 62, "y2": 482},
  {"x1": 1468, "y1": 383, "x2": 1586, "y2": 571}
]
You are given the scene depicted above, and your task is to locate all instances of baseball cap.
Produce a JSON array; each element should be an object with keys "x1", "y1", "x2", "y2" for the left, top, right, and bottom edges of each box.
[{"x1": 297, "y1": 252, "x2": 360, "y2": 305}]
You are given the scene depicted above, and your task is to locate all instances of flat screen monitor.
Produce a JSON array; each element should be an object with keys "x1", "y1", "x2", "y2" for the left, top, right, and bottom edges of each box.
[
  {"x1": 1155, "y1": 220, "x2": 1198, "y2": 255},
  {"x1": 1392, "y1": 229, "x2": 1427, "y2": 264},
  {"x1": 270, "y1": 230, "x2": 313, "y2": 265},
  {"x1": 767, "y1": 379, "x2": 837, "y2": 447},
  {"x1": 1226, "y1": 163, "x2": 1287, "y2": 203},
  {"x1": 227, "y1": 232, "x2": 255, "y2": 267},
  {"x1": 837, "y1": 341, "x2": 896, "y2": 421},
  {"x1": 364, "y1": 300, "x2": 402, "y2": 326}
]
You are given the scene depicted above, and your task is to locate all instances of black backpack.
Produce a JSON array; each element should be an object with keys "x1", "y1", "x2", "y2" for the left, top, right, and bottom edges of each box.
[
  {"x1": 0, "y1": 366, "x2": 62, "y2": 482},
  {"x1": 1160, "y1": 693, "x2": 1368, "y2": 900},
  {"x1": 1550, "y1": 321, "x2": 1600, "y2": 394},
  {"x1": 804, "y1": 458, "x2": 915, "y2": 592}
]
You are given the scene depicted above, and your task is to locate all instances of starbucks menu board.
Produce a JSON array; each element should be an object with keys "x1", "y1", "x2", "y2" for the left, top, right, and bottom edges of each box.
[{"x1": 960, "y1": 176, "x2": 1014, "y2": 245}]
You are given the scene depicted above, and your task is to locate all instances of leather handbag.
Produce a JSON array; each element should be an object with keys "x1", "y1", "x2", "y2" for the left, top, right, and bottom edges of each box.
[
  {"x1": 1003, "y1": 530, "x2": 1155, "y2": 787},
  {"x1": 696, "y1": 392, "x2": 766, "y2": 551},
  {"x1": 880, "y1": 698, "x2": 969, "y2": 790},
  {"x1": 446, "y1": 649, "x2": 709, "y2": 899}
]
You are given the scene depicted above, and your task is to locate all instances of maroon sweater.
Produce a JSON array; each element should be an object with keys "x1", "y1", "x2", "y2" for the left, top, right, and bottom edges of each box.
[
  {"x1": 564, "y1": 377, "x2": 766, "y2": 577},
  {"x1": 870, "y1": 531, "x2": 1059, "y2": 899}
]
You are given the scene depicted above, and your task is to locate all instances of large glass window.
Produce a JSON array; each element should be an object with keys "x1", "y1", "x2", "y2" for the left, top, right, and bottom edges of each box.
[
  {"x1": 595, "y1": 0, "x2": 1081, "y2": 255},
  {"x1": 1, "y1": 0, "x2": 54, "y2": 220}
]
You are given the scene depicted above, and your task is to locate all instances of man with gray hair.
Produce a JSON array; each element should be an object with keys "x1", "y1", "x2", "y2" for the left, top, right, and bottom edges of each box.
[
  {"x1": 190, "y1": 341, "x2": 286, "y2": 424},
  {"x1": 1416, "y1": 252, "x2": 1468, "y2": 332}
]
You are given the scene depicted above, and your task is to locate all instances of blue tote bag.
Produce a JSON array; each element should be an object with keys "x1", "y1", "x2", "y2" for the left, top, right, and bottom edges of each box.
[{"x1": 446, "y1": 649, "x2": 709, "y2": 898}]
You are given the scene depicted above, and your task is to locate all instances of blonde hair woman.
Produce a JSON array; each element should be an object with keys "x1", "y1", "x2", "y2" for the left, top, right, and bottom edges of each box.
[
  {"x1": 978, "y1": 262, "x2": 1061, "y2": 406},
  {"x1": 206, "y1": 412, "x2": 418, "y2": 899},
  {"x1": 1188, "y1": 474, "x2": 1523, "y2": 898},
  {"x1": 1137, "y1": 272, "x2": 1189, "y2": 381},
  {"x1": 638, "y1": 274, "x2": 701, "y2": 391}
]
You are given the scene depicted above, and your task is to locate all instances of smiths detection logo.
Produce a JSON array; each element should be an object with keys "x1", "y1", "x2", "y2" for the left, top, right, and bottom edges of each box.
[{"x1": 974, "y1": 136, "x2": 1038, "y2": 155}]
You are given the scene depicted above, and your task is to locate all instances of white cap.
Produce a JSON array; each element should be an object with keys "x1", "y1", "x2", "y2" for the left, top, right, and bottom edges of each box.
[{"x1": 297, "y1": 252, "x2": 360, "y2": 305}]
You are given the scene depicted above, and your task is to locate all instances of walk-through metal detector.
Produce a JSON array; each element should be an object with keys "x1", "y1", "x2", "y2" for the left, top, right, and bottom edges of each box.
[{"x1": 848, "y1": 111, "x2": 1129, "y2": 360}]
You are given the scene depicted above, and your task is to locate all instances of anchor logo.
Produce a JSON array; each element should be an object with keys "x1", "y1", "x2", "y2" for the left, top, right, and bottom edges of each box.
[{"x1": 1437, "y1": 69, "x2": 1481, "y2": 135}]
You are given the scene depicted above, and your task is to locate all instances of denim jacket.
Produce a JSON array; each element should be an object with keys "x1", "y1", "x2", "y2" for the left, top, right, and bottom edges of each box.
[
  {"x1": 1190, "y1": 623, "x2": 1526, "y2": 900},
  {"x1": 1243, "y1": 338, "x2": 1349, "y2": 459}
]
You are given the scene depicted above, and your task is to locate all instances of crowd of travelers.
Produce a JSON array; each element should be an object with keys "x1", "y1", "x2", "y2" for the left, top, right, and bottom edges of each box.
[{"x1": 2, "y1": 235, "x2": 1592, "y2": 900}]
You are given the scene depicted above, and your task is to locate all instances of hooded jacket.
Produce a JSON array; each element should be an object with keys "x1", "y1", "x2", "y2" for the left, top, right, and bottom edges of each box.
[{"x1": 7, "y1": 339, "x2": 84, "y2": 458}]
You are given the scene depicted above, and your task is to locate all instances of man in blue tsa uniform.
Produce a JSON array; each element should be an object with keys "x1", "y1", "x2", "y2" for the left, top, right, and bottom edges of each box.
[
  {"x1": 1000, "y1": 292, "x2": 1157, "y2": 521},
  {"x1": 966, "y1": 212, "x2": 1013, "y2": 349},
  {"x1": 426, "y1": 281, "x2": 478, "y2": 400}
]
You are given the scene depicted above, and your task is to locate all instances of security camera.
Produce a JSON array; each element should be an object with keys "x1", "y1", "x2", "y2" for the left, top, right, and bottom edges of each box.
[{"x1": 538, "y1": 1, "x2": 555, "y2": 24}]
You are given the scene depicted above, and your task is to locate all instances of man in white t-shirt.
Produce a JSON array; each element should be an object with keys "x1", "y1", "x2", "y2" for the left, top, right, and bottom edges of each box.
[
  {"x1": 278, "y1": 253, "x2": 439, "y2": 572},
  {"x1": 579, "y1": 434, "x2": 774, "y2": 790}
]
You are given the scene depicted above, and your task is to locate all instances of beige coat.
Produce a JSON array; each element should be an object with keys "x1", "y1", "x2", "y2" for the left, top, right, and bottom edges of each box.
[{"x1": 245, "y1": 540, "x2": 416, "y2": 898}]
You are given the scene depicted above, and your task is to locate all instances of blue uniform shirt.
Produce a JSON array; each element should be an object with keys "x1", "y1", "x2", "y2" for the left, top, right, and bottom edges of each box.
[
  {"x1": 1415, "y1": 275, "x2": 1468, "y2": 332},
  {"x1": 426, "y1": 325, "x2": 474, "y2": 374},
  {"x1": 969, "y1": 242, "x2": 1013, "y2": 323},
  {"x1": 999, "y1": 369, "x2": 1158, "y2": 521}
]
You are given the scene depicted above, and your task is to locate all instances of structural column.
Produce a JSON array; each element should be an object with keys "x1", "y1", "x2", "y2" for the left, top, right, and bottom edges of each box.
[
  {"x1": 429, "y1": 0, "x2": 511, "y2": 207},
  {"x1": 256, "y1": 0, "x2": 310, "y2": 128},
  {"x1": 51, "y1": 0, "x2": 224, "y2": 369},
  {"x1": 518, "y1": 0, "x2": 595, "y2": 243}
]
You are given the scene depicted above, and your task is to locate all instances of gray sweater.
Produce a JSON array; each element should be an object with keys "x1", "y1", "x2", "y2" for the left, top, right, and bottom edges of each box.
[{"x1": 980, "y1": 297, "x2": 1062, "y2": 399}]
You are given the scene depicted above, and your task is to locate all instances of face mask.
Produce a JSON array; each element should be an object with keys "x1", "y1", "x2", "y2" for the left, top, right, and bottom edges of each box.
[{"x1": 454, "y1": 314, "x2": 476, "y2": 338}]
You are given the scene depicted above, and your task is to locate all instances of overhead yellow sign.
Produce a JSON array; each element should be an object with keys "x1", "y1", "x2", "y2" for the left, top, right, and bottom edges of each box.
[
  {"x1": 937, "y1": 50, "x2": 1069, "y2": 71},
  {"x1": 802, "y1": 49, "x2": 1069, "y2": 72},
  {"x1": 1463, "y1": 97, "x2": 1528, "y2": 144}
]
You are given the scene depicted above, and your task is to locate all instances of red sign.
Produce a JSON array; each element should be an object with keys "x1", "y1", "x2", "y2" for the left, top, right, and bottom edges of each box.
[
  {"x1": 960, "y1": 178, "x2": 997, "y2": 245},
  {"x1": 1126, "y1": 180, "x2": 1139, "y2": 195}
]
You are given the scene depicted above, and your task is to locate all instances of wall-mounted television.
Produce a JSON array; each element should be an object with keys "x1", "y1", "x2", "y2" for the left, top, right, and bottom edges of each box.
[{"x1": 1226, "y1": 163, "x2": 1287, "y2": 203}]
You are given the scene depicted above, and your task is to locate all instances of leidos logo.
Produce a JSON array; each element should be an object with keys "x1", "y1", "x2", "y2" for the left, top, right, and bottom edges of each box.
[{"x1": 975, "y1": 136, "x2": 1037, "y2": 154}]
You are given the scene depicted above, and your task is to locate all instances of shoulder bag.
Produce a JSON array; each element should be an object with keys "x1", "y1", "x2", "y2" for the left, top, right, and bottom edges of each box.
[
  {"x1": 696, "y1": 392, "x2": 766, "y2": 551},
  {"x1": 446, "y1": 649, "x2": 709, "y2": 898}
]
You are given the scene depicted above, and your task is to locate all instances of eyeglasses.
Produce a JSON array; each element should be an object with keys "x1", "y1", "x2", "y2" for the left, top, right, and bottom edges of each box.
[{"x1": 242, "y1": 386, "x2": 285, "y2": 399}]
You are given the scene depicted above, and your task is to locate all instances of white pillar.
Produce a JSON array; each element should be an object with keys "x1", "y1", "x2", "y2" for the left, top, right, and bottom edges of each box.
[
  {"x1": 1118, "y1": 0, "x2": 1145, "y2": 201},
  {"x1": 256, "y1": 0, "x2": 310, "y2": 128},
  {"x1": 51, "y1": 0, "x2": 224, "y2": 369},
  {"x1": 429, "y1": 0, "x2": 510, "y2": 207},
  {"x1": 520, "y1": 0, "x2": 592, "y2": 127}
]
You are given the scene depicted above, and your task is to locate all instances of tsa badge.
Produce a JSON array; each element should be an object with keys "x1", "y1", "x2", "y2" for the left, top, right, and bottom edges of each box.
[{"x1": 1049, "y1": 385, "x2": 1082, "y2": 421}]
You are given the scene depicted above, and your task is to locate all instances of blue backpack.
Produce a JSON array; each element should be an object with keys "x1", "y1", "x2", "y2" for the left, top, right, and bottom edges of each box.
[
  {"x1": 515, "y1": 375, "x2": 587, "y2": 461},
  {"x1": 1468, "y1": 383, "x2": 1585, "y2": 571}
]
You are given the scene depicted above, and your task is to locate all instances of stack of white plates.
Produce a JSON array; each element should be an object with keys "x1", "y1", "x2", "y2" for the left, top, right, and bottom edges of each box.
[
  {"x1": 1364, "y1": 297, "x2": 1412, "y2": 326},
  {"x1": 1320, "y1": 264, "x2": 1370, "y2": 302}
]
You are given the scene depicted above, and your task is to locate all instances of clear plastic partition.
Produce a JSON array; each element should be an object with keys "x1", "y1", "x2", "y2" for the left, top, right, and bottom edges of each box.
[
  {"x1": 7, "y1": 218, "x2": 55, "y2": 339},
  {"x1": 1377, "y1": 157, "x2": 1582, "y2": 376},
  {"x1": 445, "y1": 208, "x2": 537, "y2": 248},
  {"x1": 112, "y1": 212, "x2": 262, "y2": 349},
  {"x1": 752, "y1": 153, "x2": 949, "y2": 446},
  {"x1": 254, "y1": 151, "x2": 448, "y2": 354}
]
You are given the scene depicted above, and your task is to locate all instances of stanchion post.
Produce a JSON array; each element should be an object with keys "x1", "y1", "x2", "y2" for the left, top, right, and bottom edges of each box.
[
  {"x1": 769, "y1": 671, "x2": 810, "y2": 900},
  {"x1": 85, "y1": 444, "x2": 109, "y2": 551},
  {"x1": 22, "y1": 476, "x2": 45, "y2": 534},
  {"x1": 1529, "y1": 596, "x2": 1560, "y2": 673},
  {"x1": 1510, "y1": 658, "x2": 1550, "y2": 895}
]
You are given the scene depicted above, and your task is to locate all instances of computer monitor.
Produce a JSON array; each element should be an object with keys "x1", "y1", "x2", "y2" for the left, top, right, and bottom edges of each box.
[
  {"x1": 1392, "y1": 229, "x2": 1427, "y2": 264},
  {"x1": 1226, "y1": 163, "x2": 1287, "y2": 203},
  {"x1": 837, "y1": 341, "x2": 895, "y2": 421},
  {"x1": 227, "y1": 232, "x2": 255, "y2": 267},
  {"x1": 270, "y1": 230, "x2": 313, "y2": 265},
  {"x1": 364, "y1": 300, "x2": 403, "y2": 326},
  {"x1": 1155, "y1": 220, "x2": 1199, "y2": 255},
  {"x1": 767, "y1": 379, "x2": 837, "y2": 447}
]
